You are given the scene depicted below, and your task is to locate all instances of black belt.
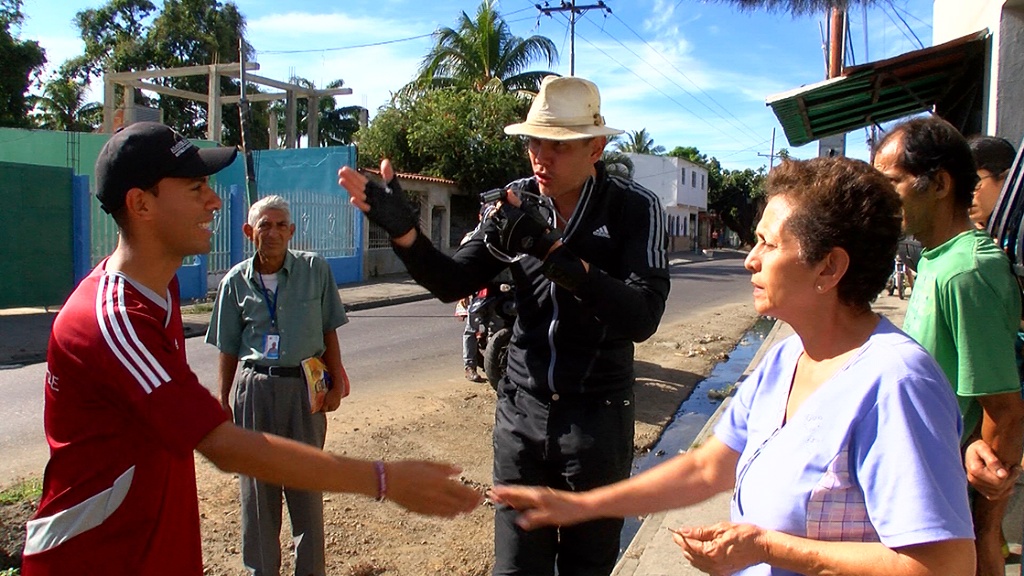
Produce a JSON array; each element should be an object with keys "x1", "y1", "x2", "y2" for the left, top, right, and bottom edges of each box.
[{"x1": 243, "y1": 361, "x2": 302, "y2": 378}]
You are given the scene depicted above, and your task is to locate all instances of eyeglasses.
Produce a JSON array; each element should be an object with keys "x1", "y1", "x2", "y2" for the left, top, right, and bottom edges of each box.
[{"x1": 976, "y1": 172, "x2": 1004, "y2": 190}]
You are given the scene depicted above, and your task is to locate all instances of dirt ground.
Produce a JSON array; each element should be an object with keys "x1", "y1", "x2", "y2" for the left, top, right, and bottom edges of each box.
[{"x1": 0, "y1": 302, "x2": 758, "y2": 575}]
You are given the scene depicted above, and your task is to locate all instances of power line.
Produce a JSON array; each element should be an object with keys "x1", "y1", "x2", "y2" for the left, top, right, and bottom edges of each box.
[
  {"x1": 534, "y1": 8, "x2": 767, "y2": 155},
  {"x1": 534, "y1": 1, "x2": 613, "y2": 75},
  {"x1": 880, "y1": 4, "x2": 923, "y2": 49},
  {"x1": 885, "y1": 1, "x2": 925, "y2": 48},
  {"x1": 886, "y1": 1, "x2": 932, "y2": 30},
  {"x1": 257, "y1": 7, "x2": 539, "y2": 56},
  {"x1": 257, "y1": 32, "x2": 434, "y2": 56},
  {"x1": 567, "y1": 27, "x2": 751, "y2": 140},
  {"x1": 607, "y1": 12, "x2": 766, "y2": 143}
]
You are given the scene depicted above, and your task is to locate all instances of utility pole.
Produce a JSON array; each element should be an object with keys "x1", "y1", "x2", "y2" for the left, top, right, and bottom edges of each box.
[
  {"x1": 238, "y1": 38, "x2": 258, "y2": 205},
  {"x1": 757, "y1": 128, "x2": 779, "y2": 170},
  {"x1": 818, "y1": 6, "x2": 847, "y2": 158},
  {"x1": 536, "y1": 1, "x2": 611, "y2": 75}
]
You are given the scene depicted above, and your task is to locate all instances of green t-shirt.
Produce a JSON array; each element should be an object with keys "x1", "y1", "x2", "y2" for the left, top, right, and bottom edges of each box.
[
  {"x1": 206, "y1": 250, "x2": 349, "y2": 365},
  {"x1": 903, "y1": 229, "x2": 1021, "y2": 444}
]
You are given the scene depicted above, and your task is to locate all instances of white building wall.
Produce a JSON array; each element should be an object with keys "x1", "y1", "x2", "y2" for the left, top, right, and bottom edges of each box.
[
  {"x1": 934, "y1": 0, "x2": 1024, "y2": 142},
  {"x1": 625, "y1": 153, "x2": 708, "y2": 251}
]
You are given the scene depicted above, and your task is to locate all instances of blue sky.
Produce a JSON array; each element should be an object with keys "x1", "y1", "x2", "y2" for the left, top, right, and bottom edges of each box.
[{"x1": 18, "y1": 0, "x2": 934, "y2": 170}]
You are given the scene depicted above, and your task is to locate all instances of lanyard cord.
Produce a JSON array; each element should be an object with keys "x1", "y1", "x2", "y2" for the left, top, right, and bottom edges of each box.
[{"x1": 256, "y1": 272, "x2": 278, "y2": 330}]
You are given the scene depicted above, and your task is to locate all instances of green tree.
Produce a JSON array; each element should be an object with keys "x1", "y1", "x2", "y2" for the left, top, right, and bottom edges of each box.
[
  {"x1": 144, "y1": 0, "x2": 248, "y2": 140},
  {"x1": 62, "y1": 0, "x2": 156, "y2": 83},
  {"x1": 708, "y1": 163, "x2": 766, "y2": 246},
  {"x1": 0, "y1": 0, "x2": 46, "y2": 128},
  {"x1": 406, "y1": 0, "x2": 557, "y2": 95},
  {"x1": 358, "y1": 88, "x2": 531, "y2": 192},
  {"x1": 616, "y1": 128, "x2": 666, "y2": 155},
  {"x1": 667, "y1": 145, "x2": 708, "y2": 165},
  {"x1": 29, "y1": 74, "x2": 103, "y2": 131},
  {"x1": 63, "y1": 0, "x2": 252, "y2": 142}
]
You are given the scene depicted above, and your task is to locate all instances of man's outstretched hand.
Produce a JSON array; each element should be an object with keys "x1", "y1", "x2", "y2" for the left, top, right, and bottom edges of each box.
[{"x1": 339, "y1": 159, "x2": 418, "y2": 244}]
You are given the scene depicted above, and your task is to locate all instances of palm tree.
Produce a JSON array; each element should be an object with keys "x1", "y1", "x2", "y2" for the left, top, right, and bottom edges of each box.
[
  {"x1": 405, "y1": 0, "x2": 558, "y2": 96},
  {"x1": 616, "y1": 129, "x2": 666, "y2": 155},
  {"x1": 270, "y1": 77, "x2": 365, "y2": 147},
  {"x1": 29, "y1": 75, "x2": 103, "y2": 132},
  {"x1": 710, "y1": 0, "x2": 878, "y2": 15}
]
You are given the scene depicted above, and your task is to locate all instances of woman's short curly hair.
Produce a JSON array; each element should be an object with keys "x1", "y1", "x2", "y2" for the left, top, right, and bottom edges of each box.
[{"x1": 766, "y1": 157, "x2": 902, "y2": 310}]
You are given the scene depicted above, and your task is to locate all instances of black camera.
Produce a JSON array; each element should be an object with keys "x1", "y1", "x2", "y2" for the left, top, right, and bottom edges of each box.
[{"x1": 480, "y1": 188, "x2": 507, "y2": 204}]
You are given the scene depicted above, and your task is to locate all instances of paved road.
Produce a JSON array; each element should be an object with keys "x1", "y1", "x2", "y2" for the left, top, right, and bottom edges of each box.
[{"x1": 0, "y1": 254, "x2": 752, "y2": 487}]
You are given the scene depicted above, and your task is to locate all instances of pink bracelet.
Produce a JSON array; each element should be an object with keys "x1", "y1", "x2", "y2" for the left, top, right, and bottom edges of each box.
[{"x1": 373, "y1": 461, "x2": 387, "y2": 502}]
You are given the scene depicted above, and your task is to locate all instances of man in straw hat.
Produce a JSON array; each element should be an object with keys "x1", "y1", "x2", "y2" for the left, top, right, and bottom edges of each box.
[
  {"x1": 339, "y1": 75, "x2": 670, "y2": 575},
  {"x1": 22, "y1": 122, "x2": 481, "y2": 576}
]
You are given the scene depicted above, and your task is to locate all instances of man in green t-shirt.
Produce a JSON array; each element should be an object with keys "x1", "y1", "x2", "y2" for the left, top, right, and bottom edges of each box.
[{"x1": 873, "y1": 116, "x2": 1024, "y2": 576}]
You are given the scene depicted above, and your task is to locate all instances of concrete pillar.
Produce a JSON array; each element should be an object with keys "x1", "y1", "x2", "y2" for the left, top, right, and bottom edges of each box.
[
  {"x1": 286, "y1": 91, "x2": 297, "y2": 149},
  {"x1": 207, "y1": 66, "x2": 221, "y2": 142},
  {"x1": 124, "y1": 86, "x2": 136, "y2": 125},
  {"x1": 102, "y1": 76, "x2": 116, "y2": 133},
  {"x1": 269, "y1": 110, "x2": 278, "y2": 150},
  {"x1": 307, "y1": 92, "x2": 319, "y2": 148}
]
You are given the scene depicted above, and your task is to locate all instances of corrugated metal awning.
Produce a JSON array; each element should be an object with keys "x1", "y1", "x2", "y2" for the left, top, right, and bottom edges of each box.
[{"x1": 766, "y1": 30, "x2": 989, "y2": 147}]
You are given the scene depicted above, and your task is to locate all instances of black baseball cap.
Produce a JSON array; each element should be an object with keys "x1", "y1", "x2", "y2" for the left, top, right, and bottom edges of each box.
[{"x1": 95, "y1": 122, "x2": 238, "y2": 213}]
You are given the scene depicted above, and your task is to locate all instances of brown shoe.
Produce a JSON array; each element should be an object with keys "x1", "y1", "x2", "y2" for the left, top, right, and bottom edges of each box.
[{"x1": 465, "y1": 367, "x2": 485, "y2": 383}]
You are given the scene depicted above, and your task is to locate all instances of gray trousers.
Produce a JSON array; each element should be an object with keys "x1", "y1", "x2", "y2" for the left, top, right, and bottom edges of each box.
[{"x1": 234, "y1": 368, "x2": 328, "y2": 576}]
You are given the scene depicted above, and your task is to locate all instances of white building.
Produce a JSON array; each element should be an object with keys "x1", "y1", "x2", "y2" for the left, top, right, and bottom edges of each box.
[
  {"x1": 625, "y1": 153, "x2": 708, "y2": 252},
  {"x1": 934, "y1": 0, "x2": 1024, "y2": 144}
]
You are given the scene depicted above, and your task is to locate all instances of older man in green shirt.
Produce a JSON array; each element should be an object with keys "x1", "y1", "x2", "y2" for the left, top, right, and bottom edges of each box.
[
  {"x1": 206, "y1": 194, "x2": 350, "y2": 576},
  {"x1": 873, "y1": 117, "x2": 1024, "y2": 576}
]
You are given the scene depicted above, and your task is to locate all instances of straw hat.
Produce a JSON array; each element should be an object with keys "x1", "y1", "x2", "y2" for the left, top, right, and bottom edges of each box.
[{"x1": 504, "y1": 75, "x2": 624, "y2": 141}]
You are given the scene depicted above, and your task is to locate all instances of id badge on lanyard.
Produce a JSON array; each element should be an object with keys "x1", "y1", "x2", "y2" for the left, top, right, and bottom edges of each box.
[{"x1": 258, "y1": 273, "x2": 281, "y2": 360}]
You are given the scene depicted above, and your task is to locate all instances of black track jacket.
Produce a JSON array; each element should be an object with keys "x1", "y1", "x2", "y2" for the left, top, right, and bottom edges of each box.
[{"x1": 394, "y1": 162, "x2": 670, "y2": 397}]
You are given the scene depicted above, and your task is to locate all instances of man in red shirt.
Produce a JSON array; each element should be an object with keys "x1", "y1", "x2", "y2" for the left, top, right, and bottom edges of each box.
[{"x1": 22, "y1": 122, "x2": 481, "y2": 576}]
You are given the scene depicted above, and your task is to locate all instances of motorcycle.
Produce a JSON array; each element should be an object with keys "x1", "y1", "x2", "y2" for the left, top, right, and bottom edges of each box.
[
  {"x1": 466, "y1": 282, "x2": 517, "y2": 390},
  {"x1": 885, "y1": 238, "x2": 921, "y2": 300},
  {"x1": 886, "y1": 253, "x2": 908, "y2": 299}
]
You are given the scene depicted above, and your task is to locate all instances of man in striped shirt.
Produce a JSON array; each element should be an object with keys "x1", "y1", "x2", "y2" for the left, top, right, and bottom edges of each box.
[{"x1": 22, "y1": 122, "x2": 481, "y2": 576}]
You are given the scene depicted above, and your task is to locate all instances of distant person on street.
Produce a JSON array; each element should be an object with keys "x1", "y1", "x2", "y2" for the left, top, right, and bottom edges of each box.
[
  {"x1": 490, "y1": 156, "x2": 975, "y2": 576},
  {"x1": 873, "y1": 116, "x2": 1024, "y2": 576},
  {"x1": 458, "y1": 204, "x2": 491, "y2": 383},
  {"x1": 206, "y1": 194, "x2": 351, "y2": 576},
  {"x1": 21, "y1": 122, "x2": 481, "y2": 576},
  {"x1": 339, "y1": 75, "x2": 670, "y2": 576},
  {"x1": 968, "y1": 135, "x2": 1016, "y2": 229}
]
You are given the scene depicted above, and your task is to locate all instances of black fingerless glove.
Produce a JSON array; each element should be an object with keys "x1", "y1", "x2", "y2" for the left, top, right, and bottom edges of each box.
[
  {"x1": 364, "y1": 176, "x2": 418, "y2": 238},
  {"x1": 541, "y1": 244, "x2": 589, "y2": 292},
  {"x1": 489, "y1": 201, "x2": 561, "y2": 259}
]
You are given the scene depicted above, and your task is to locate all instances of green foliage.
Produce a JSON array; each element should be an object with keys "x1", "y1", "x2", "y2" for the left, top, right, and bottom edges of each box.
[
  {"x1": 268, "y1": 77, "x2": 365, "y2": 148},
  {"x1": 404, "y1": 0, "x2": 557, "y2": 96},
  {"x1": 29, "y1": 74, "x2": 102, "y2": 131},
  {"x1": 0, "y1": 477, "x2": 41, "y2": 505},
  {"x1": 602, "y1": 149, "x2": 634, "y2": 179},
  {"x1": 358, "y1": 89, "x2": 531, "y2": 192},
  {"x1": 616, "y1": 128, "x2": 665, "y2": 155},
  {"x1": 61, "y1": 0, "x2": 259, "y2": 143},
  {"x1": 0, "y1": 0, "x2": 45, "y2": 128}
]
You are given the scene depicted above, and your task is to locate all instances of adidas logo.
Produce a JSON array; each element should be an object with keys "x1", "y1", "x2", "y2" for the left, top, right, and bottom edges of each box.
[{"x1": 592, "y1": 225, "x2": 611, "y2": 238}]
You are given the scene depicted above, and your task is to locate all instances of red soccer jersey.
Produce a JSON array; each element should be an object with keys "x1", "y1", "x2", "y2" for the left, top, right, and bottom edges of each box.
[{"x1": 22, "y1": 262, "x2": 228, "y2": 576}]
